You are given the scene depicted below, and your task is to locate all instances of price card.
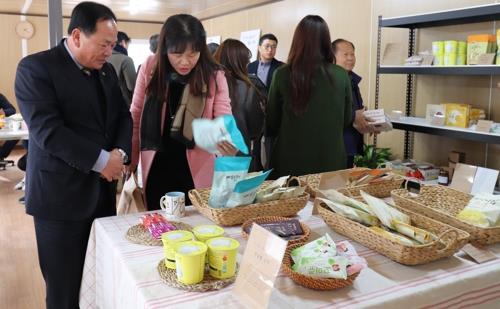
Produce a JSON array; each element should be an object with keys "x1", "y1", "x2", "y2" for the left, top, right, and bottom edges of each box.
[
  {"x1": 233, "y1": 224, "x2": 288, "y2": 308},
  {"x1": 475, "y1": 120, "x2": 493, "y2": 133},
  {"x1": 461, "y1": 244, "x2": 497, "y2": 264}
]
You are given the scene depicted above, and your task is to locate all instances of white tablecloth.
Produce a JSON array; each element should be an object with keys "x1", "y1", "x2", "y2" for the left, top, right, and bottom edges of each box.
[
  {"x1": 0, "y1": 129, "x2": 28, "y2": 140},
  {"x1": 80, "y1": 203, "x2": 500, "y2": 309}
]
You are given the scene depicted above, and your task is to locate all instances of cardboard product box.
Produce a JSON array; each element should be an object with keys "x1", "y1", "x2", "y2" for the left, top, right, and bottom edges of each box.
[
  {"x1": 417, "y1": 165, "x2": 440, "y2": 181},
  {"x1": 425, "y1": 104, "x2": 445, "y2": 123},
  {"x1": 467, "y1": 34, "x2": 496, "y2": 65},
  {"x1": 448, "y1": 151, "x2": 466, "y2": 179},
  {"x1": 445, "y1": 103, "x2": 471, "y2": 128}
]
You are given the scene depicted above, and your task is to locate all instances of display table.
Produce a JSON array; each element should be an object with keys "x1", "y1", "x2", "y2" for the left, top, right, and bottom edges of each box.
[
  {"x1": 0, "y1": 128, "x2": 28, "y2": 140},
  {"x1": 80, "y1": 203, "x2": 500, "y2": 309}
]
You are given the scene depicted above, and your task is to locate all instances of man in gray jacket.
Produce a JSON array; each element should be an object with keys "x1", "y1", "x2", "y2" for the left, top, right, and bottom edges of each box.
[{"x1": 108, "y1": 31, "x2": 136, "y2": 107}]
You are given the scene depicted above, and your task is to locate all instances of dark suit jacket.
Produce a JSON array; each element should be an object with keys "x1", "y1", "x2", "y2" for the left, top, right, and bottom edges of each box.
[
  {"x1": 247, "y1": 58, "x2": 284, "y2": 89},
  {"x1": 0, "y1": 93, "x2": 16, "y2": 116},
  {"x1": 15, "y1": 42, "x2": 132, "y2": 221}
]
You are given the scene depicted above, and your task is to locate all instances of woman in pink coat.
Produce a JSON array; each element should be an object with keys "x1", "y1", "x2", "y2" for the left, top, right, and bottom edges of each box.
[{"x1": 129, "y1": 14, "x2": 234, "y2": 210}]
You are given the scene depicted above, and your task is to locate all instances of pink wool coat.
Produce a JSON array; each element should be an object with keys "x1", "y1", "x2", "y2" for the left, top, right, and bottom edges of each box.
[{"x1": 130, "y1": 55, "x2": 232, "y2": 199}]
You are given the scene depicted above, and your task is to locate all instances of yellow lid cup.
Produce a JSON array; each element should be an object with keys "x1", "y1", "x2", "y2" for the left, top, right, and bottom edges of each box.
[
  {"x1": 192, "y1": 225, "x2": 225, "y2": 242},
  {"x1": 174, "y1": 241, "x2": 207, "y2": 285},
  {"x1": 206, "y1": 237, "x2": 240, "y2": 279},
  {"x1": 161, "y1": 230, "x2": 194, "y2": 269}
]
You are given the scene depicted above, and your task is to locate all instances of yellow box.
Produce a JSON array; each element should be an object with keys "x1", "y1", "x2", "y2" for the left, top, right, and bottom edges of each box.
[
  {"x1": 445, "y1": 103, "x2": 471, "y2": 128},
  {"x1": 445, "y1": 40, "x2": 458, "y2": 53},
  {"x1": 444, "y1": 53, "x2": 457, "y2": 66},
  {"x1": 433, "y1": 54, "x2": 444, "y2": 66},
  {"x1": 432, "y1": 41, "x2": 444, "y2": 54},
  {"x1": 457, "y1": 54, "x2": 467, "y2": 65},
  {"x1": 458, "y1": 41, "x2": 467, "y2": 55}
]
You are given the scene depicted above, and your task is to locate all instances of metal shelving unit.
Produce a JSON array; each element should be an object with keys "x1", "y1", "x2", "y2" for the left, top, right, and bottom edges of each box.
[{"x1": 374, "y1": 3, "x2": 500, "y2": 159}]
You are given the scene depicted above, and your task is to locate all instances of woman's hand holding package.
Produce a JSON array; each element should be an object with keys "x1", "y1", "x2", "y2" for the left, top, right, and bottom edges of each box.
[{"x1": 217, "y1": 140, "x2": 239, "y2": 156}]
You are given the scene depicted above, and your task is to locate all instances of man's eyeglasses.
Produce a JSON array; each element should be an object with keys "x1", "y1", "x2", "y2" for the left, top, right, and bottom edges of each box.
[{"x1": 261, "y1": 44, "x2": 277, "y2": 50}]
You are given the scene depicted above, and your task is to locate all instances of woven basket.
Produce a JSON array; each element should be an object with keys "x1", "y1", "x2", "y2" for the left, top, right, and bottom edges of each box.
[
  {"x1": 281, "y1": 243, "x2": 359, "y2": 290},
  {"x1": 392, "y1": 186, "x2": 500, "y2": 245},
  {"x1": 188, "y1": 188, "x2": 309, "y2": 226},
  {"x1": 298, "y1": 169, "x2": 403, "y2": 199},
  {"x1": 317, "y1": 200, "x2": 470, "y2": 265},
  {"x1": 298, "y1": 173, "x2": 322, "y2": 198},
  {"x1": 341, "y1": 175, "x2": 405, "y2": 198},
  {"x1": 241, "y1": 216, "x2": 311, "y2": 245},
  {"x1": 157, "y1": 259, "x2": 236, "y2": 292}
]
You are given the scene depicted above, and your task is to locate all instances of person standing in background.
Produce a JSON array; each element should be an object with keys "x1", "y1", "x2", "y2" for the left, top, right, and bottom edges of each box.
[
  {"x1": 149, "y1": 33, "x2": 159, "y2": 54},
  {"x1": 108, "y1": 31, "x2": 137, "y2": 107},
  {"x1": 214, "y1": 39, "x2": 267, "y2": 171},
  {"x1": 266, "y1": 15, "x2": 352, "y2": 178},
  {"x1": 15, "y1": 2, "x2": 132, "y2": 307},
  {"x1": 129, "y1": 14, "x2": 235, "y2": 210},
  {"x1": 332, "y1": 39, "x2": 377, "y2": 167},
  {"x1": 247, "y1": 33, "x2": 284, "y2": 89}
]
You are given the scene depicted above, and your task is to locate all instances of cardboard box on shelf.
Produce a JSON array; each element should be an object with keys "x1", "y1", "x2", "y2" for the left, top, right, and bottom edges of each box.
[
  {"x1": 448, "y1": 151, "x2": 466, "y2": 179},
  {"x1": 444, "y1": 103, "x2": 471, "y2": 128}
]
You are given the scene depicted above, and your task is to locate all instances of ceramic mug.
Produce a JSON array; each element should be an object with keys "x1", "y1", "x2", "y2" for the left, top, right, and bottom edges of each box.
[{"x1": 160, "y1": 191, "x2": 186, "y2": 218}]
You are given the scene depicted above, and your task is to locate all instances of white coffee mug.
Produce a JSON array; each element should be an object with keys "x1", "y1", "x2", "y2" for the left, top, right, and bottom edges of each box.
[{"x1": 160, "y1": 191, "x2": 186, "y2": 218}]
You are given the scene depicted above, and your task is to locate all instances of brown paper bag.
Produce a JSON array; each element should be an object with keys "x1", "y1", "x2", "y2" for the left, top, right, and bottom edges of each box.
[{"x1": 117, "y1": 173, "x2": 146, "y2": 215}]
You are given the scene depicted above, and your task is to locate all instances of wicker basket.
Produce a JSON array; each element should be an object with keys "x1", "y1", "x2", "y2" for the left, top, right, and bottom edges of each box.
[
  {"x1": 298, "y1": 169, "x2": 403, "y2": 199},
  {"x1": 317, "y1": 199, "x2": 470, "y2": 265},
  {"x1": 281, "y1": 243, "x2": 359, "y2": 290},
  {"x1": 392, "y1": 186, "x2": 500, "y2": 245},
  {"x1": 298, "y1": 173, "x2": 322, "y2": 198},
  {"x1": 241, "y1": 216, "x2": 311, "y2": 245},
  {"x1": 188, "y1": 189, "x2": 309, "y2": 226}
]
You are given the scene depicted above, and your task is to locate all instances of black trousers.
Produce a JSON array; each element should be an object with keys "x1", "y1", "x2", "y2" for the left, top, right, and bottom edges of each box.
[{"x1": 34, "y1": 180, "x2": 116, "y2": 309}]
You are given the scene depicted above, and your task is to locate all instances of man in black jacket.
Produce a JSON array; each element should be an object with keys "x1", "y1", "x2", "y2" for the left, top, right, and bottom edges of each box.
[
  {"x1": 247, "y1": 33, "x2": 284, "y2": 89},
  {"x1": 14, "y1": 2, "x2": 132, "y2": 308}
]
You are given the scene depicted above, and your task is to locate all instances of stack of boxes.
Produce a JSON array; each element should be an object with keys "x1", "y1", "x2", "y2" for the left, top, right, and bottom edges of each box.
[
  {"x1": 432, "y1": 40, "x2": 467, "y2": 66},
  {"x1": 497, "y1": 29, "x2": 500, "y2": 65},
  {"x1": 432, "y1": 41, "x2": 444, "y2": 66},
  {"x1": 467, "y1": 34, "x2": 496, "y2": 65}
]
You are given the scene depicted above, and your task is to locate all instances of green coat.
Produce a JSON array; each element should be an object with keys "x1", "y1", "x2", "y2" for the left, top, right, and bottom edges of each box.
[{"x1": 266, "y1": 63, "x2": 353, "y2": 178}]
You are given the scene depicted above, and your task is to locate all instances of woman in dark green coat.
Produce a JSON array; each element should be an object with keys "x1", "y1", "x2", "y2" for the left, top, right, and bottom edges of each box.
[{"x1": 266, "y1": 15, "x2": 353, "y2": 178}]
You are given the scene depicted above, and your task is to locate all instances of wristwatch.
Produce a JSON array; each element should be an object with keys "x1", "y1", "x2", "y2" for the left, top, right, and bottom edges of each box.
[{"x1": 117, "y1": 148, "x2": 128, "y2": 164}]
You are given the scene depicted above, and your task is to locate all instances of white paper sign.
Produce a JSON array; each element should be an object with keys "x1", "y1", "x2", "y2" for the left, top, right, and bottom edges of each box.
[
  {"x1": 207, "y1": 35, "x2": 221, "y2": 44},
  {"x1": 240, "y1": 29, "x2": 261, "y2": 62},
  {"x1": 232, "y1": 223, "x2": 287, "y2": 309}
]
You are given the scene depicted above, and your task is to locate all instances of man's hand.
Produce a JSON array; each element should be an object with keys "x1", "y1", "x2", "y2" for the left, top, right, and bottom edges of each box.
[
  {"x1": 217, "y1": 141, "x2": 239, "y2": 156},
  {"x1": 353, "y1": 109, "x2": 376, "y2": 134},
  {"x1": 100, "y1": 149, "x2": 124, "y2": 182}
]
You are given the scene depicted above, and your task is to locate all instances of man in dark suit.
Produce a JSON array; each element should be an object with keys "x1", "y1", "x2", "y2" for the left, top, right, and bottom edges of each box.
[
  {"x1": 248, "y1": 34, "x2": 284, "y2": 169},
  {"x1": 15, "y1": 2, "x2": 132, "y2": 308},
  {"x1": 247, "y1": 33, "x2": 284, "y2": 90}
]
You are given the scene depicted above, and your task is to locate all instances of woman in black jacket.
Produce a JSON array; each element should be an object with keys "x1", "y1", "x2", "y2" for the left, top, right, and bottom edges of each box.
[{"x1": 214, "y1": 39, "x2": 267, "y2": 171}]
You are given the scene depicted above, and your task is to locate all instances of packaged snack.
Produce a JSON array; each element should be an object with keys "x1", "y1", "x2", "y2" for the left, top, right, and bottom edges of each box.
[
  {"x1": 208, "y1": 156, "x2": 251, "y2": 208},
  {"x1": 370, "y1": 226, "x2": 416, "y2": 246},
  {"x1": 318, "y1": 197, "x2": 380, "y2": 226},
  {"x1": 291, "y1": 234, "x2": 337, "y2": 263},
  {"x1": 320, "y1": 189, "x2": 374, "y2": 215},
  {"x1": 192, "y1": 115, "x2": 248, "y2": 155},
  {"x1": 360, "y1": 190, "x2": 410, "y2": 229},
  {"x1": 244, "y1": 219, "x2": 304, "y2": 240},
  {"x1": 392, "y1": 219, "x2": 437, "y2": 244},
  {"x1": 292, "y1": 255, "x2": 349, "y2": 279},
  {"x1": 457, "y1": 193, "x2": 500, "y2": 227},
  {"x1": 142, "y1": 213, "x2": 177, "y2": 239},
  {"x1": 225, "y1": 170, "x2": 271, "y2": 208}
]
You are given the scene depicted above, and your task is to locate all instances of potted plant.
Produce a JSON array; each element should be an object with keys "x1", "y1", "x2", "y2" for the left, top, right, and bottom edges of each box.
[{"x1": 353, "y1": 144, "x2": 392, "y2": 169}]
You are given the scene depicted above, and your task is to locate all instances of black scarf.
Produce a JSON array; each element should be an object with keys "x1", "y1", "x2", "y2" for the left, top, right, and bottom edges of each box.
[{"x1": 140, "y1": 73, "x2": 189, "y2": 151}]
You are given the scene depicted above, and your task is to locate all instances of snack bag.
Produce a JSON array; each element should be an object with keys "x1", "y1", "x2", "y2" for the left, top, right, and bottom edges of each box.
[
  {"x1": 142, "y1": 213, "x2": 177, "y2": 239},
  {"x1": 457, "y1": 193, "x2": 500, "y2": 227},
  {"x1": 292, "y1": 255, "x2": 349, "y2": 279},
  {"x1": 291, "y1": 234, "x2": 337, "y2": 263},
  {"x1": 225, "y1": 170, "x2": 272, "y2": 208},
  {"x1": 192, "y1": 115, "x2": 248, "y2": 155},
  {"x1": 208, "y1": 157, "x2": 251, "y2": 208}
]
